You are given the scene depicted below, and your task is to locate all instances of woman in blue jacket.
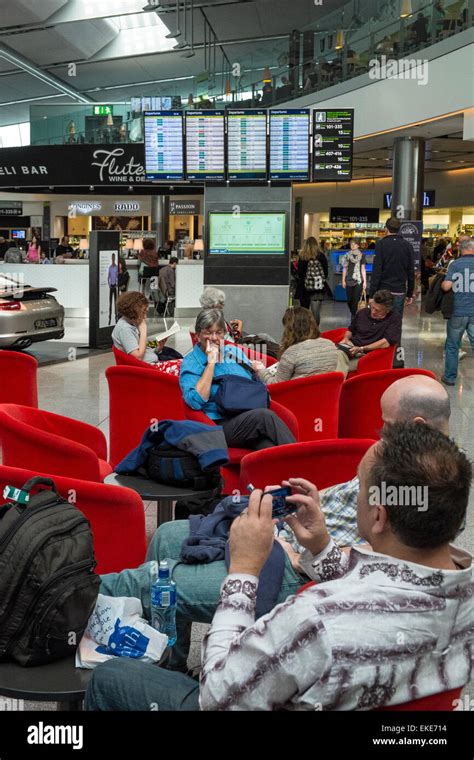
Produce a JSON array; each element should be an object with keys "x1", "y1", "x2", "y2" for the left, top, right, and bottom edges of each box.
[{"x1": 180, "y1": 309, "x2": 296, "y2": 450}]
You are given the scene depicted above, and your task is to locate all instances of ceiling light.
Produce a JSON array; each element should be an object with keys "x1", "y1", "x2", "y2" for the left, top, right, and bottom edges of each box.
[
  {"x1": 400, "y1": 0, "x2": 413, "y2": 18},
  {"x1": 335, "y1": 30, "x2": 345, "y2": 50},
  {"x1": 263, "y1": 66, "x2": 272, "y2": 83}
]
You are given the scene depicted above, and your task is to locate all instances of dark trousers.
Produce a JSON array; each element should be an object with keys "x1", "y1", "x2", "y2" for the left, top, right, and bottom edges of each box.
[
  {"x1": 222, "y1": 408, "x2": 296, "y2": 450},
  {"x1": 109, "y1": 285, "x2": 118, "y2": 323},
  {"x1": 346, "y1": 283, "x2": 362, "y2": 317}
]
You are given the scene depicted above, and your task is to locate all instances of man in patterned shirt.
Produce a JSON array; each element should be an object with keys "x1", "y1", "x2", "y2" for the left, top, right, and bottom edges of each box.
[
  {"x1": 86, "y1": 422, "x2": 472, "y2": 710},
  {"x1": 96, "y1": 375, "x2": 451, "y2": 672}
]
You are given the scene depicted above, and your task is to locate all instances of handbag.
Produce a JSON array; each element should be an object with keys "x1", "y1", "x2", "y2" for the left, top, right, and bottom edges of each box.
[
  {"x1": 357, "y1": 289, "x2": 368, "y2": 311},
  {"x1": 214, "y1": 368, "x2": 270, "y2": 417}
]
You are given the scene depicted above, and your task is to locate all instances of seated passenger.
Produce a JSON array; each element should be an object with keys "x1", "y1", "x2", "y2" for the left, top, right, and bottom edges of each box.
[
  {"x1": 92, "y1": 374, "x2": 453, "y2": 673},
  {"x1": 86, "y1": 422, "x2": 472, "y2": 710},
  {"x1": 179, "y1": 308, "x2": 296, "y2": 450},
  {"x1": 336, "y1": 289, "x2": 401, "y2": 376},
  {"x1": 255, "y1": 306, "x2": 338, "y2": 384},
  {"x1": 112, "y1": 291, "x2": 165, "y2": 365}
]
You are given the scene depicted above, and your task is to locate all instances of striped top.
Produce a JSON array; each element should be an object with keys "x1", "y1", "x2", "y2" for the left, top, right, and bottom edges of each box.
[
  {"x1": 258, "y1": 338, "x2": 338, "y2": 385},
  {"x1": 199, "y1": 540, "x2": 473, "y2": 711}
]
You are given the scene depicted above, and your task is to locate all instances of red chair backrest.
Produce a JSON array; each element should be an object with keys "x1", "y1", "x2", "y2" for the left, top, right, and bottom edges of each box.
[
  {"x1": 0, "y1": 350, "x2": 38, "y2": 407},
  {"x1": 106, "y1": 365, "x2": 185, "y2": 468},
  {"x1": 239, "y1": 438, "x2": 375, "y2": 491},
  {"x1": 0, "y1": 465, "x2": 146, "y2": 574},
  {"x1": 339, "y1": 369, "x2": 437, "y2": 439},
  {"x1": 269, "y1": 372, "x2": 344, "y2": 442},
  {"x1": 321, "y1": 327, "x2": 347, "y2": 344},
  {"x1": 0, "y1": 404, "x2": 102, "y2": 481},
  {"x1": 189, "y1": 331, "x2": 198, "y2": 346},
  {"x1": 223, "y1": 339, "x2": 277, "y2": 367},
  {"x1": 112, "y1": 345, "x2": 149, "y2": 368},
  {"x1": 351, "y1": 345, "x2": 396, "y2": 376}
]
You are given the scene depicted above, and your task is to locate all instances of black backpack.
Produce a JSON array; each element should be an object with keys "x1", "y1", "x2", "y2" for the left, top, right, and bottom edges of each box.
[
  {"x1": 304, "y1": 258, "x2": 326, "y2": 292},
  {"x1": 145, "y1": 444, "x2": 223, "y2": 491},
  {"x1": 0, "y1": 477, "x2": 100, "y2": 666}
]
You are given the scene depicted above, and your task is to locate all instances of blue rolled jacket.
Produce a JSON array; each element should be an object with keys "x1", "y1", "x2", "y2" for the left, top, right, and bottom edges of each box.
[{"x1": 179, "y1": 342, "x2": 253, "y2": 421}]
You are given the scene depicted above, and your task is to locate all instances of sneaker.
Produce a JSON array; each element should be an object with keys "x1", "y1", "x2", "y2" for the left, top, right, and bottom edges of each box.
[
  {"x1": 459, "y1": 350, "x2": 468, "y2": 360},
  {"x1": 441, "y1": 376, "x2": 455, "y2": 386}
]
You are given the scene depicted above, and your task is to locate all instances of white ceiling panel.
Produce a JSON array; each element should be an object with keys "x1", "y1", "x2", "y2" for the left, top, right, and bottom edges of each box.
[{"x1": 0, "y1": 0, "x2": 68, "y2": 28}]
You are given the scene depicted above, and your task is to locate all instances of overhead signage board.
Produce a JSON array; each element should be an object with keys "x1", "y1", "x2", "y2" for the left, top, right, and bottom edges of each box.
[
  {"x1": 269, "y1": 109, "x2": 310, "y2": 181},
  {"x1": 93, "y1": 105, "x2": 114, "y2": 116},
  {"x1": 330, "y1": 207, "x2": 380, "y2": 224},
  {"x1": 144, "y1": 111, "x2": 184, "y2": 181},
  {"x1": 312, "y1": 109, "x2": 354, "y2": 182},
  {"x1": 0, "y1": 201, "x2": 22, "y2": 216},
  {"x1": 185, "y1": 110, "x2": 225, "y2": 181},
  {"x1": 227, "y1": 110, "x2": 267, "y2": 181}
]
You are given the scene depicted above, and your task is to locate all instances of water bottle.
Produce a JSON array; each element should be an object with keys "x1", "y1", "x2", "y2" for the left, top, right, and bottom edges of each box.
[{"x1": 150, "y1": 560, "x2": 177, "y2": 646}]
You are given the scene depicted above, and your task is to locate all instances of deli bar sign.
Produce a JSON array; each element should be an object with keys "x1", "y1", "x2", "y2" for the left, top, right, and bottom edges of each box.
[
  {"x1": 0, "y1": 145, "x2": 148, "y2": 188},
  {"x1": 330, "y1": 207, "x2": 380, "y2": 224}
]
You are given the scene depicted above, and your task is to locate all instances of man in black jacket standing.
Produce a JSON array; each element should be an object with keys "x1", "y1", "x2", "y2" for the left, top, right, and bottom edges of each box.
[{"x1": 369, "y1": 217, "x2": 415, "y2": 318}]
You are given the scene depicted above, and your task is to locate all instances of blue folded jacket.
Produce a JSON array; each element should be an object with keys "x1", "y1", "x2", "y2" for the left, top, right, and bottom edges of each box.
[
  {"x1": 180, "y1": 495, "x2": 285, "y2": 618},
  {"x1": 115, "y1": 419, "x2": 229, "y2": 474}
]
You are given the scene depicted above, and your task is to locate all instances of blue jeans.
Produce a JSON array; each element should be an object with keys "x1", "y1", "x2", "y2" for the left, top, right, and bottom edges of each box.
[
  {"x1": 444, "y1": 315, "x2": 474, "y2": 382},
  {"x1": 99, "y1": 520, "x2": 305, "y2": 671},
  {"x1": 85, "y1": 658, "x2": 200, "y2": 711},
  {"x1": 391, "y1": 294, "x2": 406, "y2": 317}
]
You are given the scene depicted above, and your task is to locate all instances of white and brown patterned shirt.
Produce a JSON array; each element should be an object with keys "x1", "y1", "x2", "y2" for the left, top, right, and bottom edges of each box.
[{"x1": 199, "y1": 541, "x2": 473, "y2": 711}]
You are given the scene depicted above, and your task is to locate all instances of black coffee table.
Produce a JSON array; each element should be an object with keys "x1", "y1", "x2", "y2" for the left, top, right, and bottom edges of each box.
[
  {"x1": 0, "y1": 655, "x2": 92, "y2": 711},
  {"x1": 104, "y1": 473, "x2": 216, "y2": 527}
]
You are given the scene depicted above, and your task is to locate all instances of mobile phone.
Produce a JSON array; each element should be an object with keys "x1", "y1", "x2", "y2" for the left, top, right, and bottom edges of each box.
[{"x1": 247, "y1": 484, "x2": 295, "y2": 519}]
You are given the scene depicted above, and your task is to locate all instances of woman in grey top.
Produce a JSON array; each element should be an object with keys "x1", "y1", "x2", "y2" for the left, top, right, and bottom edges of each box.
[
  {"x1": 255, "y1": 307, "x2": 338, "y2": 384},
  {"x1": 112, "y1": 291, "x2": 158, "y2": 364}
]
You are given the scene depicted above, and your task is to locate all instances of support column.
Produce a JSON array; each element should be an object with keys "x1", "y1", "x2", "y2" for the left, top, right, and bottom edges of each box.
[
  {"x1": 391, "y1": 137, "x2": 425, "y2": 220},
  {"x1": 151, "y1": 196, "x2": 167, "y2": 247}
]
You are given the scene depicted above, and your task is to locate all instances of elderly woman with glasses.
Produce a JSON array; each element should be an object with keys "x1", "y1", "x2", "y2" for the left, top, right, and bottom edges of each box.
[{"x1": 180, "y1": 308, "x2": 296, "y2": 450}]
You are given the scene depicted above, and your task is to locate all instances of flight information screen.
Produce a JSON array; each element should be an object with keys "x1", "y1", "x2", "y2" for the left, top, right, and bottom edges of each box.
[
  {"x1": 185, "y1": 110, "x2": 225, "y2": 180},
  {"x1": 227, "y1": 110, "x2": 267, "y2": 180},
  {"x1": 144, "y1": 111, "x2": 184, "y2": 181},
  {"x1": 269, "y1": 109, "x2": 310, "y2": 181},
  {"x1": 312, "y1": 109, "x2": 354, "y2": 181}
]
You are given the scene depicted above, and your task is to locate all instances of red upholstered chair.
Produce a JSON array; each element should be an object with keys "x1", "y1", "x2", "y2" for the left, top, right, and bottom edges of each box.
[
  {"x1": 239, "y1": 438, "x2": 375, "y2": 492},
  {"x1": 0, "y1": 465, "x2": 146, "y2": 574},
  {"x1": 0, "y1": 404, "x2": 112, "y2": 482},
  {"x1": 321, "y1": 328, "x2": 347, "y2": 344},
  {"x1": 185, "y1": 401, "x2": 299, "y2": 492},
  {"x1": 347, "y1": 345, "x2": 397, "y2": 378},
  {"x1": 189, "y1": 331, "x2": 198, "y2": 346},
  {"x1": 106, "y1": 365, "x2": 185, "y2": 469},
  {"x1": 338, "y1": 368, "x2": 437, "y2": 439},
  {"x1": 269, "y1": 372, "x2": 344, "y2": 442},
  {"x1": 0, "y1": 350, "x2": 38, "y2": 407},
  {"x1": 112, "y1": 345, "x2": 150, "y2": 368}
]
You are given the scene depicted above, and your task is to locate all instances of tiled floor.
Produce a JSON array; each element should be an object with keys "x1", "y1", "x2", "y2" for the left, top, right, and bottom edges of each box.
[{"x1": 19, "y1": 299, "x2": 474, "y2": 708}]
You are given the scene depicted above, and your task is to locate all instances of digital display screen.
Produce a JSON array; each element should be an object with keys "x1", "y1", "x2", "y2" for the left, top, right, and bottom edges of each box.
[
  {"x1": 227, "y1": 110, "x2": 267, "y2": 180},
  {"x1": 269, "y1": 109, "x2": 310, "y2": 181},
  {"x1": 12, "y1": 230, "x2": 26, "y2": 239},
  {"x1": 208, "y1": 213, "x2": 286, "y2": 255},
  {"x1": 186, "y1": 110, "x2": 225, "y2": 180},
  {"x1": 144, "y1": 111, "x2": 184, "y2": 181},
  {"x1": 312, "y1": 109, "x2": 354, "y2": 182}
]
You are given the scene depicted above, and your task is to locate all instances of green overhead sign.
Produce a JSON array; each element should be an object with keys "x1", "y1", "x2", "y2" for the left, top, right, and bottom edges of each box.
[{"x1": 93, "y1": 105, "x2": 114, "y2": 116}]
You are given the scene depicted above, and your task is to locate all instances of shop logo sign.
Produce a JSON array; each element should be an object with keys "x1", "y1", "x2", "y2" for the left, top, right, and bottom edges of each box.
[
  {"x1": 69, "y1": 201, "x2": 102, "y2": 215},
  {"x1": 91, "y1": 148, "x2": 145, "y2": 184},
  {"x1": 114, "y1": 202, "x2": 140, "y2": 212}
]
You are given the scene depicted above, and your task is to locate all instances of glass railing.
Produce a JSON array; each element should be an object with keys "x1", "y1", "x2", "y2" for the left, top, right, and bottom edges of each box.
[{"x1": 29, "y1": 0, "x2": 472, "y2": 146}]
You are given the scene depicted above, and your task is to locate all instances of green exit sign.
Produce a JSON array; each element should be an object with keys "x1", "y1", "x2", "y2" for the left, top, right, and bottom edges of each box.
[{"x1": 93, "y1": 105, "x2": 114, "y2": 116}]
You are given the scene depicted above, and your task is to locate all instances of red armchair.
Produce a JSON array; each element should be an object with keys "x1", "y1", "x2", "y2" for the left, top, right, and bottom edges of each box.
[
  {"x1": 338, "y1": 368, "x2": 437, "y2": 439},
  {"x1": 106, "y1": 365, "x2": 185, "y2": 468},
  {"x1": 0, "y1": 465, "x2": 146, "y2": 574},
  {"x1": 321, "y1": 328, "x2": 347, "y2": 344},
  {"x1": 185, "y1": 401, "x2": 299, "y2": 492},
  {"x1": 239, "y1": 438, "x2": 375, "y2": 492},
  {"x1": 112, "y1": 345, "x2": 150, "y2": 368},
  {"x1": 0, "y1": 404, "x2": 112, "y2": 482},
  {"x1": 0, "y1": 350, "x2": 38, "y2": 407},
  {"x1": 347, "y1": 345, "x2": 396, "y2": 378},
  {"x1": 268, "y1": 372, "x2": 344, "y2": 442}
]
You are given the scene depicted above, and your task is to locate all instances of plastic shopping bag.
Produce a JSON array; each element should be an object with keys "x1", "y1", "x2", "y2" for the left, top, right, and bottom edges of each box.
[{"x1": 76, "y1": 594, "x2": 168, "y2": 669}]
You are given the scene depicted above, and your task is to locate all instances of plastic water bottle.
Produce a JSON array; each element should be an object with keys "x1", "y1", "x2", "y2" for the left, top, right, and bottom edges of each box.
[{"x1": 150, "y1": 560, "x2": 177, "y2": 646}]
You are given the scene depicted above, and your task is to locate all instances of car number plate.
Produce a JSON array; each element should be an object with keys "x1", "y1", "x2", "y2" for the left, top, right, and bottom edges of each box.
[{"x1": 35, "y1": 318, "x2": 57, "y2": 329}]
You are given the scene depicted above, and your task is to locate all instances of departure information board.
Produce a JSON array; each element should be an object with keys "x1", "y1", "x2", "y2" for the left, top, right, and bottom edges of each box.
[
  {"x1": 227, "y1": 110, "x2": 267, "y2": 180},
  {"x1": 144, "y1": 111, "x2": 184, "y2": 181},
  {"x1": 312, "y1": 109, "x2": 354, "y2": 182},
  {"x1": 185, "y1": 110, "x2": 225, "y2": 180},
  {"x1": 269, "y1": 109, "x2": 310, "y2": 181}
]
